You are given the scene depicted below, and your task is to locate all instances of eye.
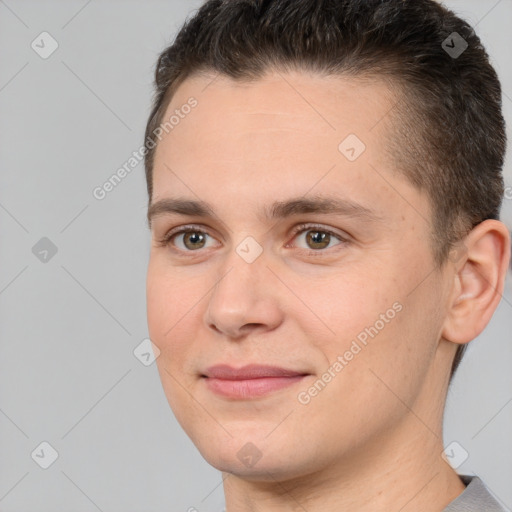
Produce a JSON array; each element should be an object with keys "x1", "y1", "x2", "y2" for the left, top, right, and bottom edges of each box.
[
  {"x1": 289, "y1": 224, "x2": 347, "y2": 253},
  {"x1": 156, "y1": 223, "x2": 349, "y2": 257},
  {"x1": 175, "y1": 230, "x2": 211, "y2": 251},
  {"x1": 158, "y1": 226, "x2": 218, "y2": 252}
]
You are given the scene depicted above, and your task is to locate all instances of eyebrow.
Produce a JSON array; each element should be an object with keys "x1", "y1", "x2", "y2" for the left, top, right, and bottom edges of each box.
[{"x1": 147, "y1": 195, "x2": 383, "y2": 227}]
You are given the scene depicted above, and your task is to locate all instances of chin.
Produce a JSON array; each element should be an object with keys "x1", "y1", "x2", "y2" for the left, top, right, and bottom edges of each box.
[{"x1": 194, "y1": 435, "x2": 318, "y2": 483}]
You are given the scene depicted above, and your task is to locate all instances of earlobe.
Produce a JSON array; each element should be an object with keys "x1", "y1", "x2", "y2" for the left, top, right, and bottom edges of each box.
[{"x1": 442, "y1": 219, "x2": 510, "y2": 345}]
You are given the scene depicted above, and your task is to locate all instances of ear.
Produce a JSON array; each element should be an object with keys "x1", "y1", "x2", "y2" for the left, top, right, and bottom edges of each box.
[{"x1": 442, "y1": 219, "x2": 510, "y2": 345}]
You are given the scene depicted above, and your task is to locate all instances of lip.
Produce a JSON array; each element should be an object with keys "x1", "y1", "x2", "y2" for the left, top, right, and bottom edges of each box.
[{"x1": 202, "y1": 364, "x2": 309, "y2": 399}]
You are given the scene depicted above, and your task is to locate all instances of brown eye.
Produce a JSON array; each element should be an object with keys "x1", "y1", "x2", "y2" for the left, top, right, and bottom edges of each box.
[
  {"x1": 159, "y1": 225, "x2": 220, "y2": 254},
  {"x1": 181, "y1": 231, "x2": 207, "y2": 250},
  {"x1": 292, "y1": 226, "x2": 344, "y2": 252},
  {"x1": 305, "y1": 230, "x2": 331, "y2": 250}
]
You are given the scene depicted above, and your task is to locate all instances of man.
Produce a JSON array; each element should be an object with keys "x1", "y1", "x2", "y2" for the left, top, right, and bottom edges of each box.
[{"x1": 144, "y1": 0, "x2": 510, "y2": 510}]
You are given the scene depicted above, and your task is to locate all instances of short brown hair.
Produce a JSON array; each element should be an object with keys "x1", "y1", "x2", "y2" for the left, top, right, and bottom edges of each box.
[{"x1": 143, "y1": 0, "x2": 507, "y2": 379}]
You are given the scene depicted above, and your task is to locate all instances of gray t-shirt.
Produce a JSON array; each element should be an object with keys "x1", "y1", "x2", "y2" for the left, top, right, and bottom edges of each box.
[{"x1": 443, "y1": 475, "x2": 506, "y2": 511}]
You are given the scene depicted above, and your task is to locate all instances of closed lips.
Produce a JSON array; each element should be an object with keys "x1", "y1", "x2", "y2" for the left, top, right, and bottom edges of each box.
[{"x1": 202, "y1": 364, "x2": 309, "y2": 380}]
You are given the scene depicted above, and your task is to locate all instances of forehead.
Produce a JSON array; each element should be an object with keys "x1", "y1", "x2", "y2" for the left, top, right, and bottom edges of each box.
[
  {"x1": 151, "y1": 70, "x2": 430, "y2": 228},
  {"x1": 157, "y1": 70, "x2": 397, "y2": 163}
]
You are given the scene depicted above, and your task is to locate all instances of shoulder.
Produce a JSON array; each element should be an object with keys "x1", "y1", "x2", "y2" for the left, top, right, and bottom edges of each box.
[{"x1": 443, "y1": 475, "x2": 507, "y2": 512}]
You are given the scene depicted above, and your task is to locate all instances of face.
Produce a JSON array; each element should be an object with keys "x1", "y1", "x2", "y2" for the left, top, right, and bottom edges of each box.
[{"x1": 146, "y1": 70, "x2": 452, "y2": 481}]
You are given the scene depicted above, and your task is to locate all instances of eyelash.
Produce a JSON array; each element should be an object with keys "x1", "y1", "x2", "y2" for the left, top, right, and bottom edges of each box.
[{"x1": 156, "y1": 223, "x2": 349, "y2": 257}]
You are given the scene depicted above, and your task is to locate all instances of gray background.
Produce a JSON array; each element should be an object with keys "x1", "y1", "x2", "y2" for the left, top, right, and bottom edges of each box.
[{"x1": 0, "y1": 1, "x2": 511, "y2": 511}]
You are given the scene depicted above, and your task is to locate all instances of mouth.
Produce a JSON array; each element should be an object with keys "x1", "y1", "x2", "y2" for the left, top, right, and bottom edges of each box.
[{"x1": 201, "y1": 364, "x2": 310, "y2": 399}]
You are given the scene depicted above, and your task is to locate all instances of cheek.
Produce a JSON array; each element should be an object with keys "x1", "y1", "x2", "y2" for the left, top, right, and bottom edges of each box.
[
  {"x1": 303, "y1": 259, "x2": 434, "y2": 392},
  {"x1": 146, "y1": 259, "x2": 202, "y2": 357},
  {"x1": 294, "y1": 264, "x2": 399, "y2": 349},
  {"x1": 147, "y1": 261, "x2": 205, "y2": 421}
]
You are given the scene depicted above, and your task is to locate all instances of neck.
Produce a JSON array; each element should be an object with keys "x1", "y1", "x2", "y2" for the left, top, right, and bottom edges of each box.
[{"x1": 223, "y1": 418, "x2": 465, "y2": 512}]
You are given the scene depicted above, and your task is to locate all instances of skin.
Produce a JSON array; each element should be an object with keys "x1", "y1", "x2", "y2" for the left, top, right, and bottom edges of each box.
[{"x1": 145, "y1": 69, "x2": 510, "y2": 512}]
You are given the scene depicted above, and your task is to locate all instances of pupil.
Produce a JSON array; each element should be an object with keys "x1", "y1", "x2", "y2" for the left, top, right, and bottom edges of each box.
[
  {"x1": 185, "y1": 232, "x2": 205, "y2": 249},
  {"x1": 307, "y1": 231, "x2": 329, "y2": 249}
]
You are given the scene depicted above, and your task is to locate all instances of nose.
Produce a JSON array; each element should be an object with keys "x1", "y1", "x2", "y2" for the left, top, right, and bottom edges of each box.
[{"x1": 203, "y1": 247, "x2": 284, "y2": 340}]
